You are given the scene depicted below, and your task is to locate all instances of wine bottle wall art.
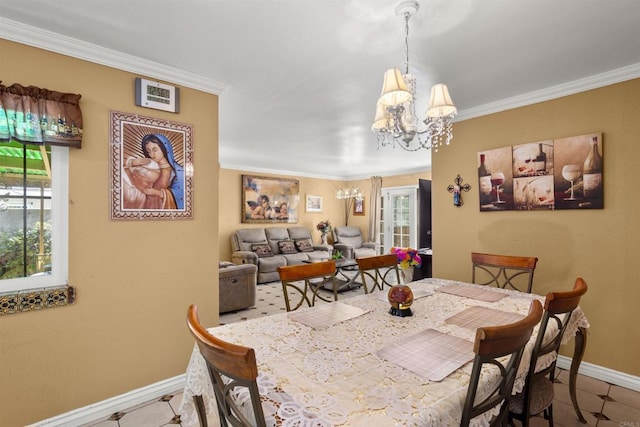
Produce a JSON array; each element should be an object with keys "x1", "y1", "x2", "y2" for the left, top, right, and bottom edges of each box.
[{"x1": 478, "y1": 133, "x2": 603, "y2": 211}]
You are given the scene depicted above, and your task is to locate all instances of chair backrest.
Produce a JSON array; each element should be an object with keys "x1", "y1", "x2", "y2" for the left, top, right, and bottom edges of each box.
[
  {"x1": 186, "y1": 305, "x2": 266, "y2": 427},
  {"x1": 277, "y1": 261, "x2": 336, "y2": 311},
  {"x1": 516, "y1": 277, "x2": 588, "y2": 420},
  {"x1": 471, "y1": 252, "x2": 539, "y2": 293},
  {"x1": 461, "y1": 299, "x2": 543, "y2": 427},
  {"x1": 333, "y1": 226, "x2": 365, "y2": 248},
  {"x1": 356, "y1": 254, "x2": 401, "y2": 293}
]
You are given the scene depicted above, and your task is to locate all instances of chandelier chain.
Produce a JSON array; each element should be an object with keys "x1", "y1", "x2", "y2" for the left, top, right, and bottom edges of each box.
[{"x1": 404, "y1": 11, "x2": 410, "y2": 75}]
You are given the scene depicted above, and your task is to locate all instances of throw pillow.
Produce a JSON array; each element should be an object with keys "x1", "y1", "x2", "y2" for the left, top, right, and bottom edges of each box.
[
  {"x1": 295, "y1": 239, "x2": 314, "y2": 253},
  {"x1": 278, "y1": 240, "x2": 297, "y2": 254},
  {"x1": 251, "y1": 244, "x2": 273, "y2": 258}
]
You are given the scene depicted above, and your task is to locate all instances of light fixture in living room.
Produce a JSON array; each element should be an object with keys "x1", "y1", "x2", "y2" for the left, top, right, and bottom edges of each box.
[
  {"x1": 372, "y1": 0, "x2": 457, "y2": 152},
  {"x1": 336, "y1": 187, "x2": 363, "y2": 225}
]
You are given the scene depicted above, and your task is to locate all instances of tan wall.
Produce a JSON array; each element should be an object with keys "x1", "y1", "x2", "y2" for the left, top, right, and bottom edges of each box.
[
  {"x1": 433, "y1": 79, "x2": 640, "y2": 376},
  {"x1": 218, "y1": 171, "x2": 431, "y2": 261},
  {"x1": 1, "y1": 39, "x2": 220, "y2": 426}
]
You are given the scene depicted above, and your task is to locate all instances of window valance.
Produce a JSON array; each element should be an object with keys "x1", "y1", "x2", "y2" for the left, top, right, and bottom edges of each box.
[{"x1": 0, "y1": 82, "x2": 83, "y2": 148}]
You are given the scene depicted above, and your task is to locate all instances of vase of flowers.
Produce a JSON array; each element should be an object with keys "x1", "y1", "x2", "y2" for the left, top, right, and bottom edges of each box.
[
  {"x1": 316, "y1": 220, "x2": 332, "y2": 245},
  {"x1": 390, "y1": 247, "x2": 422, "y2": 284}
]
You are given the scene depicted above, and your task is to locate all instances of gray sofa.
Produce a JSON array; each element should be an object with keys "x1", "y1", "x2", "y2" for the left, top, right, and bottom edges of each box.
[{"x1": 231, "y1": 227, "x2": 332, "y2": 284}]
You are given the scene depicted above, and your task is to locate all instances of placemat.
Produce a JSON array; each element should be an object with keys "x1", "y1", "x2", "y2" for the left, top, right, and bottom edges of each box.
[
  {"x1": 287, "y1": 302, "x2": 369, "y2": 329},
  {"x1": 445, "y1": 305, "x2": 525, "y2": 330},
  {"x1": 436, "y1": 284, "x2": 508, "y2": 302},
  {"x1": 377, "y1": 329, "x2": 474, "y2": 382}
]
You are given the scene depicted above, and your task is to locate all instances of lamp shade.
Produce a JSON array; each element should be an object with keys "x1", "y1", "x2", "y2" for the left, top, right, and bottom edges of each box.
[
  {"x1": 378, "y1": 68, "x2": 412, "y2": 106},
  {"x1": 372, "y1": 100, "x2": 388, "y2": 131},
  {"x1": 426, "y1": 83, "x2": 457, "y2": 118}
]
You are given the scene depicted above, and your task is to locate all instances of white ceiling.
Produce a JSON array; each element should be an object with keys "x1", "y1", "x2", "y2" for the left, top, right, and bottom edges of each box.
[{"x1": 2, "y1": 0, "x2": 640, "y2": 179}]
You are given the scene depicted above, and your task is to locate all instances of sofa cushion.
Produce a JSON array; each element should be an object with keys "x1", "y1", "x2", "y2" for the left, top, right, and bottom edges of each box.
[
  {"x1": 295, "y1": 239, "x2": 314, "y2": 252},
  {"x1": 235, "y1": 228, "x2": 269, "y2": 252},
  {"x1": 278, "y1": 240, "x2": 297, "y2": 254},
  {"x1": 252, "y1": 243, "x2": 273, "y2": 258},
  {"x1": 287, "y1": 226, "x2": 313, "y2": 241},
  {"x1": 307, "y1": 251, "x2": 331, "y2": 262},
  {"x1": 265, "y1": 227, "x2": 290, "y2": 254},
  {"x1": 282, "y1": 252, "x2": 309, "y2": 265}
]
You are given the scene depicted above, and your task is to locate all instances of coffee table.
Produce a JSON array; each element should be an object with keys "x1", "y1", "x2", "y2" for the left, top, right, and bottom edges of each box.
[{"x1": 303, "y1": 258, "x2": 363, "y2": 293}]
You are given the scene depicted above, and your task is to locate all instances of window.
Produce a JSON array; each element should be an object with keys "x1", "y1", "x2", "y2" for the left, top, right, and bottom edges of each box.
[{"x1": 0, "y1": 143, "x2": 68, "y2": 294}]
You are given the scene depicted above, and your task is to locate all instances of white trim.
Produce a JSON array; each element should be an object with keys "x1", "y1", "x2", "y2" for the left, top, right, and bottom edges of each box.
[
  {"x1": 51, "y1": 146, "x2": 69, "y2": 288},
  {"x1": 0, "y1": 17, "x2": 226, "y2": 95},
  {"x1": 556, "y1": 356, "x2": 640, "y2": 392},
  {"x1": 30, "y1": 361, "x2": 640, "y2": 426},
  {"x1": 28, "y1": 375, "x2": 186, "y2": 427},
  {"x1": 456, "y1": 62, "x2": 640, "y2": 122}
]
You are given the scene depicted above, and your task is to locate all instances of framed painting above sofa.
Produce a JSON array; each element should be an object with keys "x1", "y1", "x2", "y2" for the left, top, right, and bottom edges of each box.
[{"x1": 242, "y1": 174, "x2": 299, "y2": 223}]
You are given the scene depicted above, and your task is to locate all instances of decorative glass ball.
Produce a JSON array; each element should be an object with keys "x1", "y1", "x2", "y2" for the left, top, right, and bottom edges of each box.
[{"x1": 388, "y1": 284, "x2": 414, "y2": 317}]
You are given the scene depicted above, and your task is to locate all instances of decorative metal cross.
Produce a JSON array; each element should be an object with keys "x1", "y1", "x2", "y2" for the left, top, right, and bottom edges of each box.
[{"x1": 447, "y1": 174, "x2": 471, "y2": 207}]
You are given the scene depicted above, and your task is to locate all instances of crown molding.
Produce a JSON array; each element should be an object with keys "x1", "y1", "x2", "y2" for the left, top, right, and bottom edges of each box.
[
  {"x1": 0, "y1": 17, "x2": 226, "y2": 95},
  {"x1": 221, "y1": 162, "x2": 430, "y2": 181},
  {"x1": 456, "y1": 62, "x2": 640, "y2": 122}
]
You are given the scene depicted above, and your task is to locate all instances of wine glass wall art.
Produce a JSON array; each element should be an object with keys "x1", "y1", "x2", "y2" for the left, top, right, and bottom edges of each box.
[{"x1": 478, "y1": 133, "x2": 603, "y2": 211}]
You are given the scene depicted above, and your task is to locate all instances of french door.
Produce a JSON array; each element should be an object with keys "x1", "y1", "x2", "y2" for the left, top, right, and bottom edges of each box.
[{"x1": 380, "y1": 185, "x2": 418, "y2": 254}]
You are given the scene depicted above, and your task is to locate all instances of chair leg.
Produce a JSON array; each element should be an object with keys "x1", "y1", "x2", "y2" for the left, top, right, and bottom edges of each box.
[
  {"x1": 547, "y1": 403, "x2": 554, "y2": 427},
  {"x1": 193, "y1": 395, "x2": 209, "y2": 427}
]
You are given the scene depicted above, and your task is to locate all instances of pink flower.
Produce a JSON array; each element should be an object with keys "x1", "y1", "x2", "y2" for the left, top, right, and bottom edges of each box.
[
  {"x1": 316, "y1": 220, "x2": 332, "y2": 234},
  {"x1": 390, "y1": 247, "x2": 422, "y2": 269}
]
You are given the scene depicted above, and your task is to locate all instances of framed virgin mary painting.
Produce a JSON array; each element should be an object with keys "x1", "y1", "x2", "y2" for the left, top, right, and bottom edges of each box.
[{"x1": 109, "y1": 110, "x2": 193, "y2": 220}]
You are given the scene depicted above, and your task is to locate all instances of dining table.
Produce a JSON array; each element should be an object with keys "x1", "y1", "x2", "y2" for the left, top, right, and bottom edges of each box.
[{"x1": 179, "y1": 278, "x2": 589, "y2": 426}]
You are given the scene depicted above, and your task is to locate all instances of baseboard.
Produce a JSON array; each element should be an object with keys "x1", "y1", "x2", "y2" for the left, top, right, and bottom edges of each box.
[
  {"x1": 556, "y1": 355, "x2": 640, "y2": 392},
  {"x1": 29, "y1": 374, "x2": 186, "y2": 427},
  {"x1": 32, "y1": 359, "x2": 640, "y2": 426}
]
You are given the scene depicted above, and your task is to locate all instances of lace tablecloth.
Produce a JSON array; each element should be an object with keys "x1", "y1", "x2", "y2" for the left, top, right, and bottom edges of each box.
[{"x1": 179, "y1": 278, "x2": 589, "y2": 427}]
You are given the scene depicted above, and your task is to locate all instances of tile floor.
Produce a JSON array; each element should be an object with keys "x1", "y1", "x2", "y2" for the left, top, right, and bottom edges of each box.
[{"x1": 82, "y1": 280, "x2": 640, "y2": 427}]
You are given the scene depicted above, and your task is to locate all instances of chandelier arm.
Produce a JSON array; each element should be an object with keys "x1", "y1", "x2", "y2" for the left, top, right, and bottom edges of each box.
[{"x1": 414, "y1": 118, "x2": 445, "y2": 137}]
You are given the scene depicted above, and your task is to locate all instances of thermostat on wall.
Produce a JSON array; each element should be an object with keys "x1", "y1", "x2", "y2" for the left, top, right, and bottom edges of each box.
[{"x1": 135, "y1": 78, "x2": 179, "y2": 113}]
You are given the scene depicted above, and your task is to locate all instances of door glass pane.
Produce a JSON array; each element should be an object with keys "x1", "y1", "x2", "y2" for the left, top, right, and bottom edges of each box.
[
  {"x1": 381, "y1": 187, "x2": 417, "y2": 254},
  {"x1": 392, "y1": 194, "x2": 410, "y2": 247}
]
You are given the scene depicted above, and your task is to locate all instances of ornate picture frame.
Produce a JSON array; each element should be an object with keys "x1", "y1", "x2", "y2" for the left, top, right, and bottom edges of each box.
[
  {"x1": 242, "y1": 175, "x2": 299, "y2": 223},
  {"x1": 109, "y1": 110, "x2": 193, "y2": 220}
]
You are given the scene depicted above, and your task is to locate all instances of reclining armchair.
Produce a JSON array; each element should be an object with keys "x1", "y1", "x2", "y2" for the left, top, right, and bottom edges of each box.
[{"x1": 332, "y1": 226, "x2": 378, "y2": 259}]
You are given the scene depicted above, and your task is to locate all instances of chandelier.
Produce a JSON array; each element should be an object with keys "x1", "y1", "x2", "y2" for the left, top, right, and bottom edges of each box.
[
  {"x1": 372, "y1": 0, "x2": 457, "y2": 152},
  {"x1": 336, "y1": 187, "x2": 363, "y2": 225}
]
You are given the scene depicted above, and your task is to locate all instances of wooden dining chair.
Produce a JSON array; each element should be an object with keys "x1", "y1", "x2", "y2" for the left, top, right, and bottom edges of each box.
[
  {"x1": 471, "y1": 252, "x2": 539, "y2": 293},
  {"x1": 277, "y1": 261, "x2": 337, "y2": 311},
  {"x1": 186, "y1": 304, "x2": 267, "y2": 427},
  {"x1": 356, "y1": 254, "x2": 401, "y2": 294},
  {"x1": 509, "y1": 277, "x2": 589, "y2": 426},
  {"x1": 461, "y1": 299, "x2": 543, "y2": 427}
]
